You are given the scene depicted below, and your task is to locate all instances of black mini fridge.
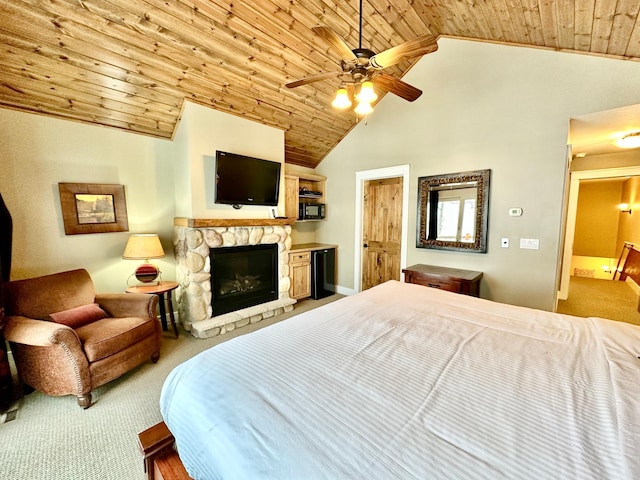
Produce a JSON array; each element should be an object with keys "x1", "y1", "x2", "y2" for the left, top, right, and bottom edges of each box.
[{"x1": 311, "y1": 248, "x2": 336, "y2": 299}]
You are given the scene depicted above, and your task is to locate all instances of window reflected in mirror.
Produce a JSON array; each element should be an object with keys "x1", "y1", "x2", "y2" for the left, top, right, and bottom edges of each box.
[{"x1": 417, "y1": 169, "x2": 490, "y2": 253}]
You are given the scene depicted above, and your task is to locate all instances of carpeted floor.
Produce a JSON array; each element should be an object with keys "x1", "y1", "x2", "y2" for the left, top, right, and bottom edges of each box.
[
  {"x1": 0, "y1": 294, "x2": 342, "y2": 480},
  {"x1": 556, "y1": 276, "x2": 640, "y2": 325}
]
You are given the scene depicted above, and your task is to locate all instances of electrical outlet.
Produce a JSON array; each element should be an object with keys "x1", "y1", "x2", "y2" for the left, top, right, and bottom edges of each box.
[{"x1": 509, "y1": 208, "x2": 523, "y2": 217}]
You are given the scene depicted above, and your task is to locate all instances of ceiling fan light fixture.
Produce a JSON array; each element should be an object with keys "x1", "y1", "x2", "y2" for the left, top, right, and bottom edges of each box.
[
  {"x1": 616, "y1": 132, "x2": 640, "y2": 148},
  {"x1": 356, "y1": 80, "x2": 378, "y2": 103},
  {"x1": 332, "y1": 86, "x2": 352, "y2": 109},
  {"x1": 354, "y1": 99, "x2": 373, "y2": 116}
]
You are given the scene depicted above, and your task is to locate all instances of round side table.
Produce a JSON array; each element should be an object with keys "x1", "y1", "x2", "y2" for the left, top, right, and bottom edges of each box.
[{"x1": 126, "y1": 281, "x2": 179, "y2": 338}]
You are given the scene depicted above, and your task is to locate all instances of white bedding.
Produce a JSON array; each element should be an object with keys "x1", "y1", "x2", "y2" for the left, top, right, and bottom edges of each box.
[{"x1": 160, "y1": 280, "x2": 640, "y2": 479}]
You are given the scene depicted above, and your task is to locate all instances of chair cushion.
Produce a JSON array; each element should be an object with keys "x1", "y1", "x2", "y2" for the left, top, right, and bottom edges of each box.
[
  {"x1": 75, "y1": 316, "x2": 158, "y2": 363},
  {"x1": 49, "y1": 303, "x2": 108, "y2": 329}
]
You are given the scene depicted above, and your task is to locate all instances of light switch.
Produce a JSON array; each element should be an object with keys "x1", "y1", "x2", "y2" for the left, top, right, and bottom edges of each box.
[
  {"x1": 519, "y1": 238, "x2": 540, "y2": 250},
  {"x1": 501, "y1": 238, "x2": 509, "y2": 248}
]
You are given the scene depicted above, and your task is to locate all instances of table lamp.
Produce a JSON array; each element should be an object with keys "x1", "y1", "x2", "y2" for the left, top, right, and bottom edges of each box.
[{"x1": 122, "y1": 234, "x2": 165, "y2": 284}]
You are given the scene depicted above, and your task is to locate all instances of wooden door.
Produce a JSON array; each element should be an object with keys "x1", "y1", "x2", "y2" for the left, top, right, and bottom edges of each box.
[{"x1": 362, "y1": 177, "x2": 403, "y2": 290}]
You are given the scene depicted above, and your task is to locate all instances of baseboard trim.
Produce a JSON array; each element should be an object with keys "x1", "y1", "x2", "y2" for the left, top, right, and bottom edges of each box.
[{"x1": 336, "y1": 285, "x2": 357, "y2": 296}]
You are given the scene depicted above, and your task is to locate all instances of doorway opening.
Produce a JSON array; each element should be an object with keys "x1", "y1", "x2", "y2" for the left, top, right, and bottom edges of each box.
[{"x1": 353, "y1": 165, "x2": 410, "y2": 292}]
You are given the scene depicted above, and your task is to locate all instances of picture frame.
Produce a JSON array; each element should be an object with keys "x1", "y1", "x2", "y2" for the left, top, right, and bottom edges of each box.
[{"x1": 58, "y1": 183, "x2": 129, "y2": 235}]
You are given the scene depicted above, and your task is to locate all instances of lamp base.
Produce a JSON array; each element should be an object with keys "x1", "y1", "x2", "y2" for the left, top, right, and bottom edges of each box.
[{"x1": 135, "y1": 263, "x2": 160, "y2": 283}]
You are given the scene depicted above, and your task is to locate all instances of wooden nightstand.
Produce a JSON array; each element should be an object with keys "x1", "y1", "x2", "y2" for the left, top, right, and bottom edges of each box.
[
  {"x1": 402, "y1": 264, "x2": 483, "y2": 297},
  {"x1": 127, "y1": 281, "x2": 179, "y2": 338}
]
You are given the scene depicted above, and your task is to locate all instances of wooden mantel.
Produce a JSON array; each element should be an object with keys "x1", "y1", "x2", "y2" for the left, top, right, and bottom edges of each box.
[{"x1": 174, "y1": 217, "x2": 292, "y2": 228}]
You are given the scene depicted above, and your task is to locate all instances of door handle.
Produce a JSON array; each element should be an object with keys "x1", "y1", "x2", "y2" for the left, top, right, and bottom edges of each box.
[{"x1": 363, "y1": 243, "x2": 368, "y2": 248}]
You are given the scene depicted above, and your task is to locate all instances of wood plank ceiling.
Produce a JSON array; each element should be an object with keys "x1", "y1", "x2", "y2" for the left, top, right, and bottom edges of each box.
[{"x1": 1, "y1": 1, "x2": 640, "y2": 168}]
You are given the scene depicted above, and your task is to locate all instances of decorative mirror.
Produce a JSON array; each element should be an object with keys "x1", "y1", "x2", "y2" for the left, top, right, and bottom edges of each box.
[{"x1": 417, "y1": 169, "x2": 490, "y2": 253}]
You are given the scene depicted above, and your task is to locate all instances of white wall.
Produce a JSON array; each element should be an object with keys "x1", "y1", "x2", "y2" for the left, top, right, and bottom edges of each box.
[
  {"x1": 316, "y1": 38, "x2": 640, "y2": 311},
  {"x1": 0, "y1": 110, "x2": 175, "y2": 292},
  {"x1": 173, "y1": 101, "x2": 285, "y2": 220}
]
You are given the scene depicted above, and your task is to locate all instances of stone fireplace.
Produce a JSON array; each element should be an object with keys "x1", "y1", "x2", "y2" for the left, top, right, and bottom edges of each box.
[
  {"x1": 210, "y1": 243, "x2": 278, "y2": 316},
  {"x1": 173, "y1": 218, "x2": 295, "y2": 338}
]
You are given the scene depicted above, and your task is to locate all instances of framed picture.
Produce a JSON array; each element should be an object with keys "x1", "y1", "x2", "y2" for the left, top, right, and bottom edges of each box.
[{"x1": 59, "y1": 183, "x2": 129, "y2": 235}]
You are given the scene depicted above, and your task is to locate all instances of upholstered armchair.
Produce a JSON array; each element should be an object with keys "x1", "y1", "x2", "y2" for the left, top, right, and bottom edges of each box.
[{"x1": 3, "y1": 269, "x2": 161, "y2": 408}]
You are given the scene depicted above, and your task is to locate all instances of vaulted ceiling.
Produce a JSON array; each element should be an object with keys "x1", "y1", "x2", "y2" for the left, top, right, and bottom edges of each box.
[{"x1": 2, "y1": 1, "x2": 640, "y2": 168}]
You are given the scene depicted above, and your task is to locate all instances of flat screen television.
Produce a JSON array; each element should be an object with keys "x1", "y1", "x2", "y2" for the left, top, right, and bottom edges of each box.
[{"x1": 215, "y1": 150, "x2": 281, "y2": 207}]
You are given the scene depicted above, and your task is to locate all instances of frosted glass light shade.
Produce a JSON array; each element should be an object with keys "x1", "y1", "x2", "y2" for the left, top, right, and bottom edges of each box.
[
  {"x1": 616, "y1": 132, "x2": 640, "y2": 149},
  {"x1": 354, "y1": 100, "x2": 373, "y2": 116},
  {"x1": 356, "y1": 80, "x2": 377, "y2": 103},
  {"x1": 331, "y1": 87, "x2": 352, "y2": 109}
]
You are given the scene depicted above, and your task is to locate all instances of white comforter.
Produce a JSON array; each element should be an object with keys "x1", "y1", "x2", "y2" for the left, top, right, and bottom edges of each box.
[{"x1": 160, "y1": 280, "x2": 640, "y2": 479}]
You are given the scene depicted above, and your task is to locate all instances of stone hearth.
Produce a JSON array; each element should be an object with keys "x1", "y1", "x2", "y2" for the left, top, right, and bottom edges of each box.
[{"x1": 173, "y1": 219, "x2": 295, "y2": 338}]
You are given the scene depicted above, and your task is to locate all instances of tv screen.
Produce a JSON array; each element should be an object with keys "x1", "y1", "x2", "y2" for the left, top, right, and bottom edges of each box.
[{"x1": 215, "y1": 151, "x2": 282, "y2": 207}]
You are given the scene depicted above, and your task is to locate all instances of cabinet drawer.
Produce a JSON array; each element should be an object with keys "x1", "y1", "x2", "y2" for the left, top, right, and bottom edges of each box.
[
  {"x1": 402, "y1": 264, "x2": 482, "y2": 297},
  {"x1": 289, "y1": 251, "x2": 311, "y2": 264},
  {"x1": 408, "y1": 275, "x2": 462, "y2": 293}
]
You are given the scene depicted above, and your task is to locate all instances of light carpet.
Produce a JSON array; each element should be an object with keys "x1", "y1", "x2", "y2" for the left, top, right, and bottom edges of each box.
[
  {"x1": 0, "y1": 294, "x2": 342, "y2": 480},
  {"x1": 556, "y1": 276, "x2": 640, "y2": 325}
]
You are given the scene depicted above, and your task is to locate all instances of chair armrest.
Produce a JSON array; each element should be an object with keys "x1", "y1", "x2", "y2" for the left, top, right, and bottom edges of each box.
[
  {"x1": 4, "y1": 316, "x2": 81, "y2": 347},
  {"x1": 96, "y1": 293, "x2": 159, "y2": 319},
  {"x1": 5, "y1": 315, "x2": 90, "y2": 398}
]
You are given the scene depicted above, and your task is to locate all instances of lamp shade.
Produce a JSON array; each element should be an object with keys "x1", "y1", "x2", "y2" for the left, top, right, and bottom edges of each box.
[
  {"x1": 122, "y1": 234, "x2": 165, "y2": 284},
  {"x1": 122, "y1": 234, "x2": 165, "y2": 260}
]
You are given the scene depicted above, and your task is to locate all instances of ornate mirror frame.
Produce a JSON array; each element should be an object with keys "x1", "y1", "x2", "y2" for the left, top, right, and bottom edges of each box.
[{"x1": 416, "y1": 169, "x2": 490, "y2": 253}]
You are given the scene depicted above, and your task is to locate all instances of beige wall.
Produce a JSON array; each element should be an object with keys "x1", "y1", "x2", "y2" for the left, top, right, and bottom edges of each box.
[
  {"x1": 0, "y1": 109, "x2": 175, "y2": 292},
  {"x1": 315, "y1": 38, "x2": 640, "y2": 311},
  {"x1": 617, "y1": 176, "x2": 640, "y2": 251},
  {"x1": 573, "y1": 180, "x2": 623, "y2": 257},
  {"x1": 571, "y1": 150, "x2": 640, "y2": 171},
  {"x1": 172, "y1": 101, "x2": 285, "y2": 220},
  {"x1": 0, "y1": 102, "x2": 286, "y2": 293}
]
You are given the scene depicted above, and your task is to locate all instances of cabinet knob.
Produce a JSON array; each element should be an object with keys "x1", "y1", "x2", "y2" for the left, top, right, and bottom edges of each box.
[{"x1": 363, "y1": 243, "x2": 368, "y2": 248}]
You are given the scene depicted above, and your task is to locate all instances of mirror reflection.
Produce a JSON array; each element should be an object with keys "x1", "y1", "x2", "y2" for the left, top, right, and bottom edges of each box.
[{"x1": 417, "y1": 169, "x2": 490, "y2": 253}]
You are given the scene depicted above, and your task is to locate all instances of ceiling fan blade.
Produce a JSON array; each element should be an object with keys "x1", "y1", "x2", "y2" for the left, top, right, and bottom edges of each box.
[
  {"x1": 285, "y1": 71, "x2": 342, "y2": 89},
  {"x1": 374, "y1": 73, "x2": 422, "y2": 102},
  {"x1": 312, "y1": 26, "x2": 357, "y2": 62},
  {"x1": 370, "y1": 34, "x2": 438, "y2": 69}
]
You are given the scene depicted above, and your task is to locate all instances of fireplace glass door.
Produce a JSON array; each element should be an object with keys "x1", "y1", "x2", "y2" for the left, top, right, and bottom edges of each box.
[{"x1": 210, "y1": 243, "x2": 278, "y2": 316}]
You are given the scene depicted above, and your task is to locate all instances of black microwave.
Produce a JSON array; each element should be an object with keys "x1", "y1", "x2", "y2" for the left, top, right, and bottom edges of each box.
[{"x1": 299, "y1": 203, "x2": 325, "y2": 220}]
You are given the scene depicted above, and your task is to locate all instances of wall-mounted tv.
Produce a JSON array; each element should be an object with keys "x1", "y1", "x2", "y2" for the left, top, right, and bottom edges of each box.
[{"x1": 215, "y1": 150, "x2": 281, "y2": 207}]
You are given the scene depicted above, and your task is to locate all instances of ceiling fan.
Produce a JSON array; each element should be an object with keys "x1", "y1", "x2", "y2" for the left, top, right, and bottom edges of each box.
[{"x1": 285, "y1": 0, "x2": 438, "y2": 115}]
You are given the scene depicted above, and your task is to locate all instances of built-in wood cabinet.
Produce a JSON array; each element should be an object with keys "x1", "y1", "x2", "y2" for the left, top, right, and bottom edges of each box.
[
  {"x1": 402, "y1": 264, "x2": 483, "y2": 297},
  {"x1": 289, "y1": 243, "x2": 338, "y2": 301},
  {"x1": 284, "y1": 167, "x2": 326, "y2": 222},
  {"x1": 285, "y1": 174, "x2": 299, "y2": 222},
  {"x1": 289, "y1": 251, "x2": 311, "y2": 299}
]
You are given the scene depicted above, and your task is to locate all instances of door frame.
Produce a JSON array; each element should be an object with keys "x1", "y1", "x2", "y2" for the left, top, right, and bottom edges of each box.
[
  {"x1": 558, "y1": 165, "x2": 640, "y2": 301},
  {"x1": 353, "y1": 165, "x2": 410, "y2": 292}
]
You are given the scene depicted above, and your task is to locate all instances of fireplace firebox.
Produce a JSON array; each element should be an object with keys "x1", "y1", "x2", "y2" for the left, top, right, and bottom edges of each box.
[{"x1": 210, "y1": 243, "x2": 278, "y2": 316}]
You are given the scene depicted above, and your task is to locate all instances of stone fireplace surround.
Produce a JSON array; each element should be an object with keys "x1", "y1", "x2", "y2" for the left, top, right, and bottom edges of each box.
[{"x1": 173, "y1": 218, "x2": 296, "y2": 338}]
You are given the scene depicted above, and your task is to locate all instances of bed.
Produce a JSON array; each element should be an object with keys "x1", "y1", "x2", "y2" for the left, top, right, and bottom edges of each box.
[{"x1": 157, "y1": 280, "x2": 640, "y2": 479}]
